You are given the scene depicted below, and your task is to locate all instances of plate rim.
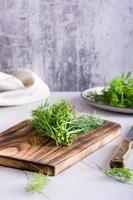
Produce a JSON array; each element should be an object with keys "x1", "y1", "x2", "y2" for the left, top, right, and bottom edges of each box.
[{"x1": 81, "y1": 87, "x2": 133, "y2": 113}]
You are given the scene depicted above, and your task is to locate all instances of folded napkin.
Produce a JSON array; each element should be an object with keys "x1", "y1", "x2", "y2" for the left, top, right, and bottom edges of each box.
[
  {"x1": 0, "y1": 72, "x2": 24, "y2": 91},
  {"x1": 0, "y1": 68, "x2": 50, "y2": 106}
]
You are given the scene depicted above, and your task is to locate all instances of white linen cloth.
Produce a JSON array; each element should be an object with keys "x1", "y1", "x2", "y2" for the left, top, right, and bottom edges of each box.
[
  {"x1": 0, "y1": 72, "x2": 24, "y2": 91},
  {"x1": 0, "y1": 68, "x2": 50, "y2": 106}
]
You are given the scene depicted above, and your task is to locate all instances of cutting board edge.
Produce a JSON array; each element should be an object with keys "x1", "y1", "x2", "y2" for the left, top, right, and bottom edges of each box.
[
  {"x1": 0, "y1": 155, "x2": 55, "y2": 175},
  {"x1": 53, "y1": 125, "x2": 121, "y2": 175}
]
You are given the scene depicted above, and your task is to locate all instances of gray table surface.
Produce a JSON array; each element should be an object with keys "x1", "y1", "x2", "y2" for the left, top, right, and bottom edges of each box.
[{"x1": 0, "y1": 92, "x2": 133, "y2": 200}]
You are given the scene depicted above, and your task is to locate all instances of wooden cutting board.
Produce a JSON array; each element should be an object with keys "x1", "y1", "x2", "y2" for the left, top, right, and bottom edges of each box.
[{"x1": 0, "y1": 119, "x2": 121, "y2": 175}]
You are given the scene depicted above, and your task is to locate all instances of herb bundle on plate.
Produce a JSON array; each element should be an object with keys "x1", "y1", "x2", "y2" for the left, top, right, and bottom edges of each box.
[
  {"x1": 31, "y1": 100, "x2": 103, "y2": 146},
  {"x1": 87, "y1": 72, "x2": 133, "y2": 108}
]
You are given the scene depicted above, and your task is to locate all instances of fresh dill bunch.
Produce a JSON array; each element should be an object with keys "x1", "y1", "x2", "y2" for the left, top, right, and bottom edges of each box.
[
  {"x1": 26, "y1": 171, "x2": 49, "y2": 193},
  {"x1": 31, "y1": 99, "x2": 76, "y2": 145},
  {"x1": 66, "y1": 114, "x2": 104, "y2": 135},
  {"x1": 31, "y1": 99, "x2": 104, "y2": 146},
  {"x1": 87, "y1": 72, "x2": 133, "y2": 108},
  {"x1": 105, "y1": 167, "x2": 133, "y2": 183}
]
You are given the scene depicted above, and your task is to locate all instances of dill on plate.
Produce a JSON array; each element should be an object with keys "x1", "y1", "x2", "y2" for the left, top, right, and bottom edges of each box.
[{"x1": 87, "y1": 72, "x2": 133, "y2": 108}]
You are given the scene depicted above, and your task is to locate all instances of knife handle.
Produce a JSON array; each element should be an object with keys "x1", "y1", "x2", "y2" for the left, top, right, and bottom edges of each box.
[{"x1": 110, "y1": 139, "x2": 132, "y2": 168}]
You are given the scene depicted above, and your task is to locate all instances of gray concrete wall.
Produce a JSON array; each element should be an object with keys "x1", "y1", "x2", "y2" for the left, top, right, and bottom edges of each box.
[{"x1": 0, "y1": 0, "x2": 133, "y2": 91}]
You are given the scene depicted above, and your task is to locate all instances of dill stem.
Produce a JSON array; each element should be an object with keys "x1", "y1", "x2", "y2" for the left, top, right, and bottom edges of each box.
[{"x1": 67, "y1": 129, "x2": 82, "y2": 135}]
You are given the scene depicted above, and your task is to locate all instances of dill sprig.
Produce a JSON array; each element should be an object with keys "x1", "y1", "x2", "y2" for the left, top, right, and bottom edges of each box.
[
  {"x1": 105, "y1": 167, "x2": 133, "y2": 183},
  {"x1": 26, "y1": 171, "x2": 49, "y2": 193},
  {"x1": 31, "y1": 99, "x2": 104, "y2": 146},
  {"x1": 82, "y1": 161, "x2": 133, "y2": 184},
  {"x1": 87, "y1": 72, "x2": 133, "y2": 108},
  {"x1": 67, "y1": 114, "x2": 104, "y2": 133}
]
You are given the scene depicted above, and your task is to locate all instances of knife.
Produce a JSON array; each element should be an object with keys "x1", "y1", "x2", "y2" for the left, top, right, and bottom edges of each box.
[{"x1": 110, "y1": 126, "x2": 133, "y2": 168}]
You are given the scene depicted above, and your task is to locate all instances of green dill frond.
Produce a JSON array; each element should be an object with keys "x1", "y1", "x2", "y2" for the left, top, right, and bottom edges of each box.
[
  {"x1": 105, "y1": 167, "x2": 133, "y2": 183},
  {"x1": 31, "y1": 100, "x2": 104, "y2": 146},
  {"x1": 87, "y1": 72, "x2": 133, "y2": 108},
  {"x1": 26, "y1": 171, "x2": 49, "y2": 193}
]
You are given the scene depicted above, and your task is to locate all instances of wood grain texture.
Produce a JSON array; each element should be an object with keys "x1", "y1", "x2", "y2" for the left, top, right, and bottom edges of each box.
[
  {"x1": 0, "y1": 0, "x2": 133, "y2": 91},
  {"x1": 0, "y1": 119, "x2": 121, "y2": 175}
]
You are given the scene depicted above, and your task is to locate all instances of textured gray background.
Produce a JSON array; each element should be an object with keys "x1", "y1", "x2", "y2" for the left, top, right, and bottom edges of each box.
[{"x1": 0, "y1": 0, "x2": 133, "y2": 91}]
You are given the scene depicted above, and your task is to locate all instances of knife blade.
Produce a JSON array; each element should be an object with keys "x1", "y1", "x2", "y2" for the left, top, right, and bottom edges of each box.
[
  {"x1": 126, "y1": 126, "x2": 133, "y2": 140},
  {"x1": 110, "y1": 126, "x2": 133, "y2": 168}
]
